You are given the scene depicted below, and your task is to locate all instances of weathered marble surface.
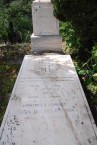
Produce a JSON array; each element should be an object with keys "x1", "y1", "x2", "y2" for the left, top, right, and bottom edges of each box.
[
  {"x1": 31, "y1": 34, "x2": 62, "y2": 52},
  {"x1": 0, "y1": 54, "x2": 97, "y2": 145},
  {"x1": 32, "y1": 0, "x2": 59, "y2": 35}
]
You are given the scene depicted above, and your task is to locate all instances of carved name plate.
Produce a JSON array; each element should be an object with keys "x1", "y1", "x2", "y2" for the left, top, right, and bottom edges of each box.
[{"x1": 0, "y1": 54, "x2": 97, "y2": 145}]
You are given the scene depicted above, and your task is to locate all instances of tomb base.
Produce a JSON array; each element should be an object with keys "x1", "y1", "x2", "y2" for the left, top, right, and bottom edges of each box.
[
  {"x1": 31, "y1": 33, "x2": 62, "y2": 53},
  {"x1": 0, "y1": 54, "x2": 97, "y2": 145}
]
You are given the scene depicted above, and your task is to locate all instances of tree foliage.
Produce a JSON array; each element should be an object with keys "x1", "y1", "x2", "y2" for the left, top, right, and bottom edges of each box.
[
  {"x1": 0, "y1": 0, "x2": 33, "y2": 43},
  {"x1": 51, "y1": 0, "x2": 97, "y2": 49}
]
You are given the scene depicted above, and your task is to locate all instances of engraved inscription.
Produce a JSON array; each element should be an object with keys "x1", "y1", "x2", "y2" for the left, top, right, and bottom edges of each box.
[{"x1": 34, "y1": 60, "x2": 60, "y2": 74}]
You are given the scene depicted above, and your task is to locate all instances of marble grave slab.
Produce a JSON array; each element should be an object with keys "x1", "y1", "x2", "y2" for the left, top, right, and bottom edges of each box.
[{"x1": 0, "y1": 54, "x2": 97, "y2": 145}]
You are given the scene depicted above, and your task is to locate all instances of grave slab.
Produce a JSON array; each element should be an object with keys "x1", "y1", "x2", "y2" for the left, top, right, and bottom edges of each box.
[
  {"x1": 0, "y1": 54, "x2": 97, "y2": 145},
  {"x1": 31, "y1": 34, "x2": 62, "y2": 52},
  {"x1": 32, "y1": 0, "x2": 59, "y2": 35}
]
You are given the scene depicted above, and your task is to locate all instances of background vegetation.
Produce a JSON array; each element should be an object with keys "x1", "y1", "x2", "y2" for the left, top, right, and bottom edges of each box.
[
  {"x1": 52, "y1": 0, "x2": 97, "y2": 53},
  {"x1": 0, "y1": 0, "x2": 32, "y2": 43}
]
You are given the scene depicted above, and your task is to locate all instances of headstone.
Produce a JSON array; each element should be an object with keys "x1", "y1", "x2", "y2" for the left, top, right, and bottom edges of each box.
[
  {"x1": 0, "y1": 54, "x2": 97, "y2": 145},
  {"x1": 31, "y1": 0, "x2": 62, "y2": 52},
  {"x1": 32, "y1": 0, "x2": 59, "y2": 35}
]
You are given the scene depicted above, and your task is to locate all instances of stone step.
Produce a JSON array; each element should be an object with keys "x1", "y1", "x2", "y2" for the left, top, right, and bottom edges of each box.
[
  {"x1": 0, "y1": 54, "x2": 97, "y2": 145},
  {"x1": 31, "y1": 34, "x2": 62, "y2": 52}
]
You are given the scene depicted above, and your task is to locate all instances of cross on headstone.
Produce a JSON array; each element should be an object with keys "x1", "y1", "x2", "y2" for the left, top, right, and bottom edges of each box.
[{"x1": 34, "y1": 60, "x2": 60, "y2": 74}]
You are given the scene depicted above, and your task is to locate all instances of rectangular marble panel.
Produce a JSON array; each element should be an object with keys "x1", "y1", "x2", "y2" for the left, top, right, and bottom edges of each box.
[
  {"x1": 0, "y1": 54, "x2": 97, "y2": 145},
  {"x1": 31, "y1": 34, "x2": 62, "y2": 52},
  {"x1": 32, "y1": 0, "x2": 59, "y2": 35}
]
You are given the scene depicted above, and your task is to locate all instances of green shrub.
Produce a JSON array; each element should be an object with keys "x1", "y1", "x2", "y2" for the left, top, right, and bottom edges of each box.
[
  {"x1": 52, "y1": 0, "x2": 97, "y2": 49},
  {"x1": 60, "y1": 22, "x2": 80, "y2": 50},
  {"x1": 0, "y1": 0, "x2": 33, "y2": 43}
]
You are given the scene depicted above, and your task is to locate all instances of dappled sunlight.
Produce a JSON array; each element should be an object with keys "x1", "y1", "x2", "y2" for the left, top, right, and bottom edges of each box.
[{"x1": 22, "y1": 54, "x2": 77, "y2": 80}]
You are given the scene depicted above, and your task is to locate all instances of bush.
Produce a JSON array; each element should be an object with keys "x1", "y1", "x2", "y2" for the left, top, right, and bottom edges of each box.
[
  {"x1": 0, "y1": 0, "x2": 33, "y2": 43},
  {"x1": 51, "y1": 0, "x2": 97, "y2": 50},
  {"x1": 60, "y1": 22, "x2": 80, "y2": 50}
]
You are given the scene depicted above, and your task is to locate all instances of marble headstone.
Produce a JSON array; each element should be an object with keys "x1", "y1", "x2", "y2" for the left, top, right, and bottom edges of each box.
[
  {"x1": 31, "y1": 0, "x2": 62, "y2": 52},
  {"x1": 32, "y1": 0, "x2": 59, "y2": 35}
]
